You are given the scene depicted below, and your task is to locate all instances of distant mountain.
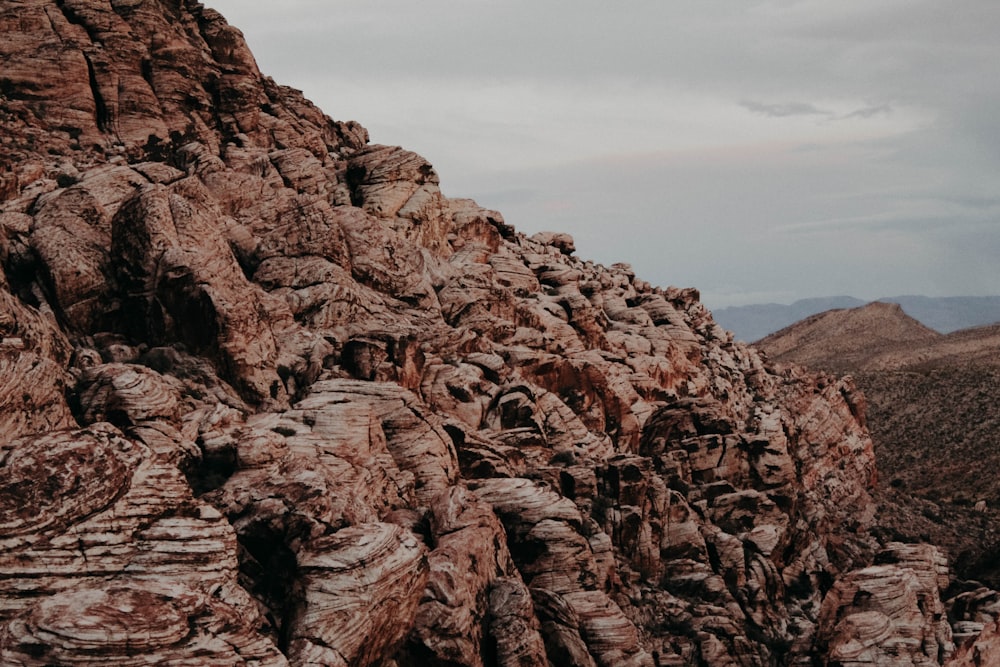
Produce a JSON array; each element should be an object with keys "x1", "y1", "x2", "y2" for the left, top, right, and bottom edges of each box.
[
  {"x1": 714, "y1": 295, "x2": 1000, "y2": 341},
  {"x1": 882, "y1": 295, "x2": 1000, "y2": 334},
  {"x1": 713, "y1": 296, "x2": 865, "y2": 342},
  {"x1": 755, "y1": 301, "x2": 940, "y2": 372}
]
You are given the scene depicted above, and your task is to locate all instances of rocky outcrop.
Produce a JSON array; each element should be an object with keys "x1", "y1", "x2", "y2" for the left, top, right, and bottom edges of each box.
[
  {"x1": 816, "y1": 543, "x2": 954, "y2": 666},
  {"x1": 288, "y1": 523, "x2": 428, "y2": 667},
  {"x1": 0, "y1": 423, "x2": 279, "y2": 664},
  {"x1": 2, "y1": 1, "x2": 995, "y2": 665},
  {"x1": 0, "y1": 583, "x2": 288, "y2": 666}
]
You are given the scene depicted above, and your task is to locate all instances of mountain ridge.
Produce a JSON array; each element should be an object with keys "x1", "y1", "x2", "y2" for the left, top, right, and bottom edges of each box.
[
  {"x1": 758, "y1": 301, "x2": 1000, "y2": 373},
  {"x1": 756, "y1": 301, "x2": 941, "y2": 372},
  {"x1": 715, "y1": 294, "x2": 1000, "y2": 341}
]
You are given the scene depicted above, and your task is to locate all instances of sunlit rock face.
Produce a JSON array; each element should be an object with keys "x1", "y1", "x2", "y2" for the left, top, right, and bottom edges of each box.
[{"x1": 1, "y1": 1, "x2": 993, "y2": 665}]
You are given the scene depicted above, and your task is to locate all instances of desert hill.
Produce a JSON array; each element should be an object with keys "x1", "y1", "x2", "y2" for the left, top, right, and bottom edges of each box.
[
  {"x1": 756, "y1": 301, "x2": 941, "y2": 372},
  {"x1": 716, "y1": 295, "x2": 1000, "y2": 342},
  {"x1": 758, "y1": 301, "x2": 1000, "y2": 373},
  {"x1": 758, "y1": 303, "x2": 1000, "y2": 591},
  {"x1": 714, "y1": 296, "x2": 867, "y2": 342},
  {"x1": 1, "y1": 1, "x2": 998, "y2": 664}
]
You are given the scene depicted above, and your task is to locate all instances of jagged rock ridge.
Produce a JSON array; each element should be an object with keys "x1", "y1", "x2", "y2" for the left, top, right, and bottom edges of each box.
[{"x1": 2, "y1": 1, "x2": 998, "y2": 664}]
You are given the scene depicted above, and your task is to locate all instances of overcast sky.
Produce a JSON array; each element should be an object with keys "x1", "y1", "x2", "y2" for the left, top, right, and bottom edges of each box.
[{"x1": 207, "y1": 1, "x2": 1000, "y2": 310}]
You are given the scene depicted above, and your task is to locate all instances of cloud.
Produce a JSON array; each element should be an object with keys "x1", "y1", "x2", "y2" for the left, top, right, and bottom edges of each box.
[
  {"x1": 739, "y1": 100, "x2": 896, "y2": 124},
  {"x1": 774, "y1": 207, "x2": 997, "y2": 236},
  {"x1": 740, "y1": 100, "x2": 830, "y2": 117},
  {"x1": 937, "y1": 194, "x2": 1000, "y2": 211},
  {"x1": 839, "y1": 104, "x2": 893, "y2": 120}
]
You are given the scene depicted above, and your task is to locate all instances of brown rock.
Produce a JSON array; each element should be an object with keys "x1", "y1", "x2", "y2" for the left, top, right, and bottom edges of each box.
[
  {"x1": 2, "y1": 2, "x2": 974, "y2": 666},
  {"x1": 0, "y1": 583, "x2": 288, "y2": 666},
  {"x1": 817, "y1": 544, "x2": 955, "y2": 666},
  {"x1": 300, "y1": 379, "x2": 459, "y2": 505},
  {"x1": 76, "y1": 362, "x2": 182, "y2": 426},
  {"x1": 531, "y1": 231, "x2": 577, "y2": 255},
  {"x1": 947, "y1": 619, "x2": 1000, "y2": 667},
  {"x1": 404, "y1": 486, "x2": 546, "y2": 666},
  {"x1": 488, "y1": 577, "x2": 549, "y2": 667},
  {"x1": 0, "y1": 348, "x2": 75, "y2": 441},
  {"x1": 110, "y1": 181, "x2": 285, "y2": 406},
  {"x1": 288, "y1": 523, "x2": 428, "y2": 667},
  {"x1": 0, "y1": 423, "x2": 273, "y2": 661}
]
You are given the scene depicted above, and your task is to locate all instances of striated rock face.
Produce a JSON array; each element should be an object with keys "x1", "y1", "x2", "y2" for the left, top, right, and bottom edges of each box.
[
  {"x1": 288, "y1": 523, "x2": 428, "y2": 667},
  {"x1": 0, "y1": 423, "x2": 281, "y2": 665},
  {"x1": 1, "y1": 1, "x2": 994, "y2": 665},
  {"x1": 816, "y1": 543, "x2": 954, "y2": 666},
  {"x1": 1, "y1": 583, "x2": 287, "y2": 666}
]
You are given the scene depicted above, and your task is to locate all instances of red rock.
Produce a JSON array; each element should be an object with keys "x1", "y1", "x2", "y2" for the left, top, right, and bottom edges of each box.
[
  {"x1": 2, "y1": 1, "x2": 992, "y2": 665},
  {"x1": 817, "y1": 543, "x2": 954, "y2": 666},
  {"x1": 288, "y1": 523, "x2": 428, "y2": 667},
  {"x1": 0, "y1": 583, "x2": 288, "y2": 666}
]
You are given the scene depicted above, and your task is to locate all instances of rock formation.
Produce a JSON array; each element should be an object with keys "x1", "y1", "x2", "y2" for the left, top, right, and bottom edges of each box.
[
  {"x1": 1, "y1": 1, "x2": 996, "y2": 665},
  {"x1": 758, "y1": 301, "x2": 1000, "y2": 604}
]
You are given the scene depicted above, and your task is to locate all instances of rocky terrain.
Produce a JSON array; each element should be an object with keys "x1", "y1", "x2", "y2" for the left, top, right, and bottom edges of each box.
[
  {"x1": 759, "y1": 302, "x2": 1000, "y2": 641},
  {"x1": 2, "y1": 1, "x2": 999, "y2": 665}
]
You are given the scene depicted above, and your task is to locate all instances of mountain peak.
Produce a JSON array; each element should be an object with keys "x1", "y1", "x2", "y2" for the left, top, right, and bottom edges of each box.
[
  {"x1": 757, "y1": 300, "x2": 940, "y2": 371},
  {"x1": 715, "y1": 294, "x2": 1000, "y2": 341}
]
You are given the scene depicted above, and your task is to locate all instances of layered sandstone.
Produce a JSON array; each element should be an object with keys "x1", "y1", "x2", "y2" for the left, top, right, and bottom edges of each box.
[{"x1": 1, "y1": 1, "x2": 994, "y2": 665}]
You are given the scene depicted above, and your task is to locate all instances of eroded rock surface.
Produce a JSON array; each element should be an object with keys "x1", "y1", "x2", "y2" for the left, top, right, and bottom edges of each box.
[{"x1": 2, "y1": 0, "x2": 996, "y2": 664}]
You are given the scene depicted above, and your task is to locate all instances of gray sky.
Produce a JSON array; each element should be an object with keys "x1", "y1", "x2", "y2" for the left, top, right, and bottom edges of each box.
[{"x1": 207, "y1": 1, "x2": 1000, "y2": 310}]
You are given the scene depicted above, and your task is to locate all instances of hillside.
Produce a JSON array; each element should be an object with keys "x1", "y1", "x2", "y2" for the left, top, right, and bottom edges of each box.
[
  {"x1": 716, "y1": 295, "x2": 1000, "y2": 341},
  {"x1": 2, "y1": 1, "x2": 998, "y2": 665},
  {"x1": 756, "y1": 301, "x2": 942, "y2": 372},
  {"x1": 714, "y1": 296, "x2": 867, "y2": 342},
  {"x1": 758, "y1": 304, "x2": 1000, "y2": 590}
]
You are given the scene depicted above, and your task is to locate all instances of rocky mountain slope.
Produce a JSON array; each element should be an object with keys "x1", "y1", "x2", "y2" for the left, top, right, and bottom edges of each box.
[
  {"x1": 758, "y1": 303, "x2": 1000, "y2": 623},
  {"x1": 2, "y1": 1, "x2": 999, "y2": 664}
]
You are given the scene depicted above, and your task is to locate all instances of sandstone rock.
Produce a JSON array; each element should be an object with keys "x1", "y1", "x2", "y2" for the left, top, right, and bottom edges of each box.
[
  {"x1": 300, "y1": 379, "x2": 459, "y2": 505},
  {"x1": 28, "y1": 184, "x2": 115, "y2": 331},
  {"x1": 110, "y1": 181, "x2": 285, "y2": 406},
  {"x1": 251, "y1": 194, "x2": 352, "y2": 269},
  {"x1": 817, "y1": 543, "x2": 955, "y2": 666},
  {"x1": 531, "y1": 231, "x2": 577, "y2": 255},
  {"x1": 0, "y1": 347, "x2": 75, "y2": 441},
  {"x1": 76, "y1": 362, "x2": 182, "y2": 426},
  {"x1": 403, "y1": 485, "x2": 548, "y2": 667},
  {"x1": 948, "y1": 586, "x2": 1000, "y2": 644},
  {"x1": 288, "y1": 523, "x2": 428, "y2": 667},
  {"x1": 3, "y1": 1, "x2": 991, "y2": 665},
  {"x1": 337, "y1": 203, "x2": 441, "y2": 311},
  {"x1": 0, "y1": 423, "x2": 275, "y2": 661},
  {"x1": 947, "y1": 619, "x2": 1000, "y2": 667},
  {"x1": 0, "y1": 582, "x2": 288, "y2": 666},
  {"x1": 488, "y1": 577, "x2": 549, "y2": 667},
  {"x1": 471, "y1": 478, "x2": 654, "y2": 665}
]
